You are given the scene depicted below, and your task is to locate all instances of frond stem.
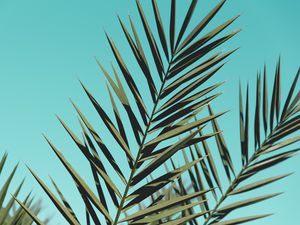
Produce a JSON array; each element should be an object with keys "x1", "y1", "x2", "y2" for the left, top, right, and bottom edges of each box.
[
  {"x1": 203, "y1": 125, "x2": 279, "y2": 225},
  {"x1": 112, "y1": 57, "x2": 174, "y2": 225}
]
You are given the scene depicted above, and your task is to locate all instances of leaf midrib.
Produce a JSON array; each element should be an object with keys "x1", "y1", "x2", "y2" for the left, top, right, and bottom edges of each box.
[
  {"x1": 112, "y1": 57, "x2": 174, "y2": 225},
  {"x1": 203, "y1": 125, "x2": 280, "y2": 225}
]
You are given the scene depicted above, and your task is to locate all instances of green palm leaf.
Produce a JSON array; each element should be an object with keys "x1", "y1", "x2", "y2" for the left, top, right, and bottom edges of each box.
[
  {"x1": 15, "y1": 0, "x2": 300, "y2": 224},
  {"x1": 0, "y1": 153, "x2": 47, "y2": 225},
  {"x1": 21, "y1": 1, "x2": 300, "y2": 225},
  {"x1": 187, "y1": 61, "x2": 300, "y2": 225}
]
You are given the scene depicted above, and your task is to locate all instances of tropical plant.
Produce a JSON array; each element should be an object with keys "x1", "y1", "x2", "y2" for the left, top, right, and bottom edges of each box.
[
  {"x1": 163, "y1": 60, "x2": 300, "y2": 225},
  {"x1": 17, "y1": 0, "x2": 300, "y2": 225},
  {"x1": 0, "y1": 153, "x2": 48, "y2": 224}
]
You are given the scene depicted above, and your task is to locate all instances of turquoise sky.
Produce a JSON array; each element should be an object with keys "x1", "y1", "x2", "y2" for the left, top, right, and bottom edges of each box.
[{"x1": 0, "y1": 0, "x2": 299, "y2": 224}]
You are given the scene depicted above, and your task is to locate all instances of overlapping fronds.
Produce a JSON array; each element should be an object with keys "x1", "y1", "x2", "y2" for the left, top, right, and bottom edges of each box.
[
  {"x1": 0, "y1": 153, "x2": 47, "y2": 225},
  {"x1": 21, "y1": 0, "x2": 240, "y2": 224},
  {"x1": 175, "y1": 60, "x2": 300, "y2": 225}
]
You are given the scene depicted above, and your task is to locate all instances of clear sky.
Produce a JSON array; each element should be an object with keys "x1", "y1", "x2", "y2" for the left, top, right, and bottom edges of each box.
[{"x1": 0, "y1": 0, "x2": 299, "y2": 224}]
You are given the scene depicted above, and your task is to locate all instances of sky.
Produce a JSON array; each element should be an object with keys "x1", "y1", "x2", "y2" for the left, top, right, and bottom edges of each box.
[{"x1": 0, "y1": 0, "x2": 299, "y2": 224}]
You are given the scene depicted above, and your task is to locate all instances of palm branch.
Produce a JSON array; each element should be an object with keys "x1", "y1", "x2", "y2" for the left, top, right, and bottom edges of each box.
[
  {"x1": 0, "y1": 153, "x2": 47, "y2": 225},
  {"x1": 19, "y1": 0, "x2": 241, "y2": 224},
  {"x1": 175, "y1": 60, "x2": 300, "y2": 225}
]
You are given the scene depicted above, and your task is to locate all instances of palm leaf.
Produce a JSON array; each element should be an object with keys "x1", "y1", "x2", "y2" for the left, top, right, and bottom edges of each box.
[
  {"x1": 0, "y1": 153, "x2": 46, "y2": 225},
  {"x1": 17, "y1": 0, "x2": 300, "y2": 223},
  {"x1": 197, "y1": 61, "x2": 300, "y2": 225},
  {"x1": 161, "y1": 61, "x2": 299, "y2": 225},
  {"x1": 29, "y1": 1, "x2": 300, "y2": 225}
]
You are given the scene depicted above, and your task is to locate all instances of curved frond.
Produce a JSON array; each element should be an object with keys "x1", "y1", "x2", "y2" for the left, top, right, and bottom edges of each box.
[{"x1": 185, "y1": 61, "x2": 300, "y2": 225}]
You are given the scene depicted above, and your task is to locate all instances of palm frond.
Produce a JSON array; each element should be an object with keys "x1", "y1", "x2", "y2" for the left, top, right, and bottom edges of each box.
[
  {"x1": 14, "y1": 0, "x2": 300, "y2": 223},
  {"x1": 22, "y1": 0, "x2": 239, "y2": 224},
  {"x1": 180, "y1": 60, "x2": 300, "y2": 225},
  {"x1": 0, "y1": 153, "x2": 47, "y2": 225}
]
